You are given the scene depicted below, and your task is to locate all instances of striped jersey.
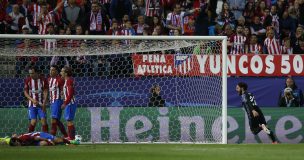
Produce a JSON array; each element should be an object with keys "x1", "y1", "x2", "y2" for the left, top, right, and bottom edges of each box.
[
  {"x1": 63, "y1": 77, "x2": 75, "y2": 105},
  {"x1": 48, "y1": 76, "x2": 64, "y2": 103},
  {"x1": 38, "y1": 11, "x2": 54, "y2": 35},
  {"x1": 145, "y1": 0, "x2": 161, "y2": 17},
  {"x1": 264, "y1": 38, "x2": 281, "y2": 54},
  {"x1": 249, "y1": 44, "x2": 262, "y2": 54},
  {"x1": 230, "y1": 35, "x2": 247, "y2": 54},
  {"x1": 24, "y1": 76, "x2": 48, "y2": 107}
]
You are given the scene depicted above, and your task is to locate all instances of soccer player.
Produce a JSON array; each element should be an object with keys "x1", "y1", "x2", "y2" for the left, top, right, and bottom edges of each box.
[
  {"x1": 236, "y1": 82, "x2": 277, "y2": 144},
  {"x1": 48, "y1": 65, "x2": 68, "y2": 137},
  {"x1": 8, "y1": 132, "x2": 78, "y2": 146},
  {"x1": 24, "y1": 66, "x2": 49, "y2": 133},
  {"x1": 60, "y1": 66, "x2": 77, "y2": 140}
]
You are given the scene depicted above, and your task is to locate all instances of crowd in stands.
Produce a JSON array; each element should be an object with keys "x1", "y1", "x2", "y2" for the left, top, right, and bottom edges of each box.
[{"x1": 1, "y1": 0, "x2": 304, "y2": 76}]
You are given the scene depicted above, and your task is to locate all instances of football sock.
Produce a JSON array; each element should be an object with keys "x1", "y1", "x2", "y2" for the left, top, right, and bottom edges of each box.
[
  {"x1": 57, "y1": 121, "x2": 68, "y2": 137},
  {"x1": 267, "y1": 130, "x2": 276, "y2": 143},
  {"x1": 68, "y1": 125, "x2": 75, "y2": 140},
  {"x1": 28, "y1": 124, "x2": 35, "y2": 132},
  {"x1": 42, "y1": 124, "x2": 49, "y2": 133},
  {"x1": 50, "y1": 122, "x2": 57, "y2": 136}
]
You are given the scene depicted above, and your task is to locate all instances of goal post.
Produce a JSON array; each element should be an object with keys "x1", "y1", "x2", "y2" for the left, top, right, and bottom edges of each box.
[{"x1": 0, "y1": 34, "x2": 227, "y2": 144}]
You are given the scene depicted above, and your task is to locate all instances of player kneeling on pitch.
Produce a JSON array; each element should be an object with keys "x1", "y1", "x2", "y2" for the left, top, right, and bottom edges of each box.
[
  {"x1": 236, "y1": 82, "x2": 278, "y2": 144},
  {"x1": 7, "y1": 132, "x2": 79, "y2": 146}
]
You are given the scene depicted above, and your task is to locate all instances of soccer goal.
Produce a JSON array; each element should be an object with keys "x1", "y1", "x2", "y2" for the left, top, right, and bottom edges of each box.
[{"x1": 0, "y1": 35, "x2": 227, "y2": 144}]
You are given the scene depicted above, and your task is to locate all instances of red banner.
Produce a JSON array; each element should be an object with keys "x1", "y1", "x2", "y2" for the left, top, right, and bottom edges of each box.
[{"x1": 132, "y1": 54, "x2": 304, "y2": 76}]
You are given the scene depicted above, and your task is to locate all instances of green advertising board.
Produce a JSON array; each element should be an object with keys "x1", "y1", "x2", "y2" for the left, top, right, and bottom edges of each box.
[{"x1": 0, "y1": 107, "x2": 303, "y2": 143}]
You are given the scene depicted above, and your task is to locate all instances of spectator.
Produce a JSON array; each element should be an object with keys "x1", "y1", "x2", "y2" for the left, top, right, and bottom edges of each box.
[
  {"x1": 166, "y1": 3, "x2": 199, "y2": 35},
  {"x1": 224, "y1": 24, "x2": 235, "y2": 53},
  {"x1": 121, "y1": 20, "x2": 135, "y2": 44},
  {"x1": 84, "y1": 2, "x2": 109, "y2": 35},
  {"x1": 173, "y1": 29, "x2": 180, "y2": 36},
  {"x1": 236, "y1": 16, "x2": 245, "y2": 27},
  {"x1": 230, "y1": 25, "x2": 247, "y2": 54},
  {"x1": 243, "y1": 1, "x2": 255, "y2": 26},
  {"x1": 152, "y1": 25, "x2": 162, "y2": 35},
  {"x1": 279, "y1": 87, "x2": 300, "y2": 107},
  {"x1": 8, "y1": 4, "x2": 24, "y2": 34},
  {"x1": 278, "y1": 77, "x2": 304, "y2": 107},
  {"x1": 145, "y1": 0, "x2": 162, "y2": 18},
  {"x1": 270, "y1": 5, "x2": 280, "y2": 35},
  {"x1": 183, "y1": 16, "x2": 195, "y2": 35},
  {"x1": 299, "y1": 0, "x2": 304, "y2": 26},
  {"x1": 227, "y1": 0, "x2": 245, "y2": 20},
  {"x1": 151, "y1": 16, "x2": 164, "y2": 34},
  {"x1": 120, "y1": 14, "x2": 130, "y2": 28},
  {"x1": 248, "y1": 34, "x2": 262, "y2": 54},
  {"x1": 292, "y1": 26, "x2": 304, "y2": 50},
  {"x1": 264, "y1": 29, "x2": 281, "y2": 54},
  {"x1": 62, "y1": 0, "x2": 82, "y2": 33},
  {"x1": 281, "y1": 37, "x2": 293, "y2": 54},
  {"x1": 217, "y1": 2, "x2": 235, "y2": 27},
  {"x1": 20, "y1": 0, "x2": 30, "y2": 17},
  {"x1": 37, "y1": 3, "x2": 55, "y2": 35},
  {"x1": 294, "y1": 35, "x2": 304, "y2": 54},
  {"x1": 244, "y1": 26, "x2": 251, "y2": 45},
  {"x1": 250, "y1": 16, "x2": 266, "y2": 44},
  {"x1": 75, "y1": 41, "x2": 91, "y2": 76},
  {"x1": 28, "y1": 0, "x2": 46, "y2": 34},
  {"x1": 148, "y1": 84, "x2": 165, "y2": 107},
  {"x1": 276, "y1": 0, "x2": 286, "y2": 18},
  {"x1": 133, "y1": 15, "x2": 149, "y2": 35},
  {"x1": 132, "y1": 0, "x2": 145, "y2": 18},
  {"x1": 255, "y1": 0, "x2": 267, "y2": 18},
  {"x1": 110, "y1": 0, "x2": 132, "y2": 22},
  {"x1": 280, "y1": 11, "x2": 297, "y2": 39},
  {"x1": 106, "y1": 19, "x2": 122, "y2": 35}
]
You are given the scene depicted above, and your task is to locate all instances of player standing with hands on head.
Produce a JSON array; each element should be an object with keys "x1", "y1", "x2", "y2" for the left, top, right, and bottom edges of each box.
[
  {"x1": 24, "y1": 66, "x2": 49, "y2": 133},
  {"x1": 236, "y1": 82, "x2": 278, "y2": 144},
  {"x1": 60, "y1": 66, "x2": 77, "y2": 140},
  {"x1": 48, "y1": 65, "x2": 68, "y2": 137}
]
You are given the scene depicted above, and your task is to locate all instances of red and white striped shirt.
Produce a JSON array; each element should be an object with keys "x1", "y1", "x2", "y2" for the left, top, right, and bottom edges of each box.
[
  {"x1": 38, "y1": 12, "x2": 54, "y2": 35},
  {"x1": 145, "y1": 0, "x2": 161, "y2": 17},
  {"x1": 44, "y1": 38, "x2": 57, "y2": 51},
  {"x1": 230, "y1": 35, "x2": 247, "y2": 54},
  {"x1": 249, "y1": 44, "x2": 262, "y2": 54},
  {"x1": 167, "y1": 12, "x2": 182, "y2": 28},
  {"x1": 264, "y1": 38, "x2": 281, "y2": 54},
  {"x1": 48, "y1": 76, "x2": 64, "y2": 103},
  {"x1": 24, "y1": 77, "x2": 48, "y2": 107},
  {"x1": 63, "y1": 78, "x2": 75, "y2": 105},
  {"x1": 30, "y1": 3, "x2": 41, "y2": 26}
]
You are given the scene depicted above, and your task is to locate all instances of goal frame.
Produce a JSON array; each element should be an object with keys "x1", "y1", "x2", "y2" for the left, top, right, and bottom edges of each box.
[{"x1": 0, "y1": 34, "x2": 228, "y2": 144}]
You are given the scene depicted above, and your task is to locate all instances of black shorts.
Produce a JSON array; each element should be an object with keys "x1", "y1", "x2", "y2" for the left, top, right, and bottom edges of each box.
[{"x1": 248, "y1": 108, "x2": 267, "y2": 135}]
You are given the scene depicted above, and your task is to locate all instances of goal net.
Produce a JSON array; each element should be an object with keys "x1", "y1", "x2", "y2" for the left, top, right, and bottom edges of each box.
[{"x1": 0, "y1": 35, "x2": 227, "y2": 144}]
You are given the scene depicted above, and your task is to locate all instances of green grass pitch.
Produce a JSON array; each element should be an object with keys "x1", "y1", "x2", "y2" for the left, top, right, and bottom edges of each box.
[{"x1": 0, "y1": 144, "x2": 303, "y2": 160}]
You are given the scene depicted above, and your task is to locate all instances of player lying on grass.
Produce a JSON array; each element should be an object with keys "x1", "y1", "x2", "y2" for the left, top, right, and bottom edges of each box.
[
  {"x1": 6, "y1": 132, "x2": 79, "y2": 146},
  {"x1": 236, "y1": 82, "x2": 278, "y2": 144}
]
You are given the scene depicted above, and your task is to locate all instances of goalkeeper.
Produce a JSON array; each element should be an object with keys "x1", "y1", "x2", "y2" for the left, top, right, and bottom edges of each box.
[{"x1": 236, "y1": 82, "x2": 278, "y2": 144}]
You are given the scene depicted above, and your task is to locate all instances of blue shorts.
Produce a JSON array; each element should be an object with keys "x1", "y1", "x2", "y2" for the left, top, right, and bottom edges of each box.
[
  {"x1": 35, "y1": 132, "x2": 56, "y2": 146},
  {"x1": 39, "y1": 132, "x2": 55, "y2": 140},
  {"x1": 28, "y1": 106, "x2": 46, "y2": 120},
  {"x1": 50, "y1": 99, "x2": 63, "y2": 119},
  {"x1": 64, "y1": 103, "x2": 77, "y2": 121}
]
